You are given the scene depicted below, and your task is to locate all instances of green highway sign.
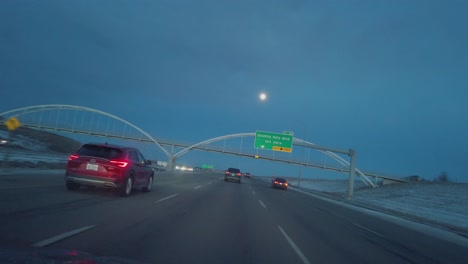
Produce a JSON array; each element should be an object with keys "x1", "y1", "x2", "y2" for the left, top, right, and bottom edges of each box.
[{"x1": 254, "y1": 131, "x2": 293, "y2": 153}]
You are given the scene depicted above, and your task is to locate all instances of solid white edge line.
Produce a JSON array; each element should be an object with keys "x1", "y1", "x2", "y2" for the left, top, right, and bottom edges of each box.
[
  {"x1": 208, "y1": 182, "x2": 212, "y2": 184},
  {"x1": 252, "y1": 191, "x2": 256, "y2": 195},
  {"x1": 154, "y1": 193, "x2": 179, "y2": 204},
  {"x1": 194, "y1": 185, "x2": 202, "y2": 189},
  {"x1": 353, "y1": 223, "x2": 385, "y2": 238},
  {"x1": 258, "y1": 200, "x2": 267, "y2": 209},
  {"x1": 288, "y1": 187, "x2": 468, "y2": 248},
  {"x1": 278, "y1": 225, "x2": 311, "y2": 264},
  {"x1": 33, "y1": 225, "x2": 96, "y2": 247}
]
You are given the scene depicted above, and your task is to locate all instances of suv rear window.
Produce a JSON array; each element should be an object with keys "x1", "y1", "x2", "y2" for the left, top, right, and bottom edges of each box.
[
  {"x1": 227, "y1": 168, "x2": 240, "y2": 173},
  {"x1": 77, "y1": 144, "x2": 123, "y2": 159},
  {"x1": 275, "y1": 178, "x2": 287, "y2": 183}
]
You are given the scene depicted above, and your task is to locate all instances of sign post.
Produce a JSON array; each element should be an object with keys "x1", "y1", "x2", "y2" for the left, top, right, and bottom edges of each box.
[{"x1": 3, "y1": 117, "x2": 21, "y2": 172}]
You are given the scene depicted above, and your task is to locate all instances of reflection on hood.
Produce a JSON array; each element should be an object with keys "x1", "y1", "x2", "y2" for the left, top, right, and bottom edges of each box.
[{"x1": 0, "y1": 247, "x2": 149, "y2": 264}]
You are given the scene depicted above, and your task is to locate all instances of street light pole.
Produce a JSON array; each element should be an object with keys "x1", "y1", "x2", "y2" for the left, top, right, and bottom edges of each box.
[
  {"x1": 347, "y1": 149, "x2": 356, "y2": 198},
  {"x1": 298, "y1": 165, "x2": 302, "y2": 187}
]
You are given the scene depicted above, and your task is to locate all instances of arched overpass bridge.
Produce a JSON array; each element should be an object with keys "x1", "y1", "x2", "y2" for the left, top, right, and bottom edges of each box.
[{"x1": 1, "y1": 104, "x2": 408, "y2": 196}]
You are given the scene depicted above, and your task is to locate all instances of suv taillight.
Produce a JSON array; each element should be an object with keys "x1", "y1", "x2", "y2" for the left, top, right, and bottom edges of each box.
[
  {"x1": 110, "y1": 160, "x2": 129, "y2": 168},
  {"x1": 225, "y1": 171, "x2": 229, "y2": 174},
  {"x1": 237, "y1": 172, "x2": 241, "y2": 176},
  {"x1": 68, "y1": 154, "x2": 79, "y2": 161}
]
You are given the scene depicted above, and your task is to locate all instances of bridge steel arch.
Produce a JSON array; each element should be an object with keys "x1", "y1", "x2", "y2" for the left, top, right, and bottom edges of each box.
[
  {"x1": 171, "y1": 133, "x2": 375, "y2": 191},
  {"x1": 0, "y1": 104, "x2": 171, "y2": 157}
]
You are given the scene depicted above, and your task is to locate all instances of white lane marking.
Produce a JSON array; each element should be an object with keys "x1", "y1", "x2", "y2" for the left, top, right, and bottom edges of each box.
[
  {"x1": 353, "y1": 223, "x2": 384, "y2": 238},
  {"x1": 258, "y1": 200, "x2": 267, "y2": 209},
  {"x1": 154, "y1": 193, "x2": 179, "y2": 204},
  {"x1": 194, "y1": 185, "x2": 202, "y2": 189},
  {"x1": 278, "y1": 226, "x2": 311, "y2": 264},
  {"x1": 0, "y1": 184, "x2": 62, "y2": 190},
  {"x1": 208, "y1": 182, "x2": 212, "y2": 184},
  {"x1": 33, "y1": 225, "x2": 95, "y2": 247},
  {"x1": 252, "y1": 190, "x2": 256, "y2": 195}
]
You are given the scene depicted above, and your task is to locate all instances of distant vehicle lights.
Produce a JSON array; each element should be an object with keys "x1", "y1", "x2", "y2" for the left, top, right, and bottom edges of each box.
[{"x1": 175, "y1": 165, "x2": 193, "y2": 171}]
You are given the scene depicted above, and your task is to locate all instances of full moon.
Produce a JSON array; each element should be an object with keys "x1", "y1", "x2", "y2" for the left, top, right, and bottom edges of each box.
[{"x1": 259, "y1": 93, "x2": 267, "y2": 101}]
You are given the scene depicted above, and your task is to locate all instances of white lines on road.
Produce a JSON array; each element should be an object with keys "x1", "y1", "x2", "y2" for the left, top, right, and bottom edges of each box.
[
  {"x1": 278, "y1": 226, "x2": 311, "y2": 264},
  {"x1": 353, "y1": 223, "x2": 384, "y2": 238},
  {"x1": 154, "y1": 193, "x2": 179, "y2": 204},
  {"x1": 208, "y1": 181, "x2": 212, "y2": 184},
  {"x1": 194, "y1": 185, "x2": 202, "y2": 189},
  {"x1": 33, "y1": 225, "x2": 95, "y2": 247},
  {"x1": 258, "y1": 200, "x2": 267, "y2": 209},
  {"x1": 252, "y1": 190, "x2": 256, "y2": 195}
]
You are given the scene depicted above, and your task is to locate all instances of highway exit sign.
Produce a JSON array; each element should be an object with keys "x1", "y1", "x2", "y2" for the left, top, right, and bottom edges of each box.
[{"x1": 254, "y1": 131, "x2": 293, "y2": 153}]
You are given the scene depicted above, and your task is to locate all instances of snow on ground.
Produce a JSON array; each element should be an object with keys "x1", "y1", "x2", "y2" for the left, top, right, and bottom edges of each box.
[
  {"x1": 288, "y1": 179, "x2": 367, "y2": 194},
  {"x1": 351, "y1": 182, "x2": 468, "y2": 232},
  {"x1": 0, "y1": 149, "x2": 68, "y2": 163},
  {"x1": 0, "y1": 130, "x2": 50, "y2": 151},
  {"x1": 286, "y1": 178, "x2": 468, "y2": 234}
]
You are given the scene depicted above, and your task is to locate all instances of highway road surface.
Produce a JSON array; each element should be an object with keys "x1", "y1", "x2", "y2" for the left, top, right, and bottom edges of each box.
[{"x1": 1, "y1": 171, "x2": 467, "y2": 263}]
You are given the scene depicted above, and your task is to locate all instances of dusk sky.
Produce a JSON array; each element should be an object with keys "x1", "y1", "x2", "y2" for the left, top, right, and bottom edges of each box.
[{"x1": 1, "y1": 1, "x2": 467, "y2": 181}]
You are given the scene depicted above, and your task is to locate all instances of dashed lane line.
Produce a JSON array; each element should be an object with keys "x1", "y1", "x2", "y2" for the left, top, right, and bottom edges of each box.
[
  {"x1": 154, "y1": 193, "x2": 179, "y2": 204},
  {"x1": 33, "y1": 225, "x2": 96, "y2": 247},
  {"x1": 278, "y1": 225, "x2": 311, "y2": 264}
]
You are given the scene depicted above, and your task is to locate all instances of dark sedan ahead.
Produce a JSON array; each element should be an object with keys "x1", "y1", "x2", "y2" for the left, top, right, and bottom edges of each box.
[{"x1": 272, "y1": 178, "x2": 288, "y2": 190}]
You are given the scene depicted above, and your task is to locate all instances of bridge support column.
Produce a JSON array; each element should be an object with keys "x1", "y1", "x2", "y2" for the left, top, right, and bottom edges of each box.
[
  {"x1": 347, "y1": 149, "x2": 356, "y2": 198},
  {"x1": 167, "y1": 156, "x2": 177, "y2": 172}
]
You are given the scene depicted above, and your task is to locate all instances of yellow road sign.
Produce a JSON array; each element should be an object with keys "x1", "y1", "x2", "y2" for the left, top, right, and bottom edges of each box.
[
  {"x1": 5, "y1": 117, "x2": 21, "y2": 131},
  {"x1": 272, "y1": 146, "x2": 292, "y2": 153}
]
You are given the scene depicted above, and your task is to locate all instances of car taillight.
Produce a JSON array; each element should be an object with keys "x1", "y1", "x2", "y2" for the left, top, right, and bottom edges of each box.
[
  {"x1": 237, "y1": 173, "x2": 241, "y2": 176},
  {"x1": 285, "y1": 183, "x2": 288, "y2": 186},
  {"x1": 274, "y1": 181, "x2": 278, "y2": 184},
  {"x1": 225, "y1": 171, "x2": 229, "y2": 174},
  {"x1": 110, "y1": 160, "x2": 129, "y2": 168},
  {"x1": 68, "y1": 154, "x2": 79, "y2": 161}
]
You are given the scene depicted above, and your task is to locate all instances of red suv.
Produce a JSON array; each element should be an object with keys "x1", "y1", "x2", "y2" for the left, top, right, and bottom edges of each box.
[{"x1": 65, "y1": 143, "x2": 155, "y2": 197}]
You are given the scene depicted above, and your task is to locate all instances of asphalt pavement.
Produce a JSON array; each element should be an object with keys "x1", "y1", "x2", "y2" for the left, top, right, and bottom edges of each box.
[{"x1": 1, "y1": 171, "x2": 467, "y2": 263}]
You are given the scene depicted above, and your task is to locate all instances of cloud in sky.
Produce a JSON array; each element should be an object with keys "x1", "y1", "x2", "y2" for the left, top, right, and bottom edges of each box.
[{"x1": 1, "y1": 0, "x2": 467, "y2": 180}]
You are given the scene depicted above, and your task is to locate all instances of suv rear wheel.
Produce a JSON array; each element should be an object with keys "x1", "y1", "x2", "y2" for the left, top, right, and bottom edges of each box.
[{"x1": 120, "y1": 176, "x2": 133, "y2": 197}]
